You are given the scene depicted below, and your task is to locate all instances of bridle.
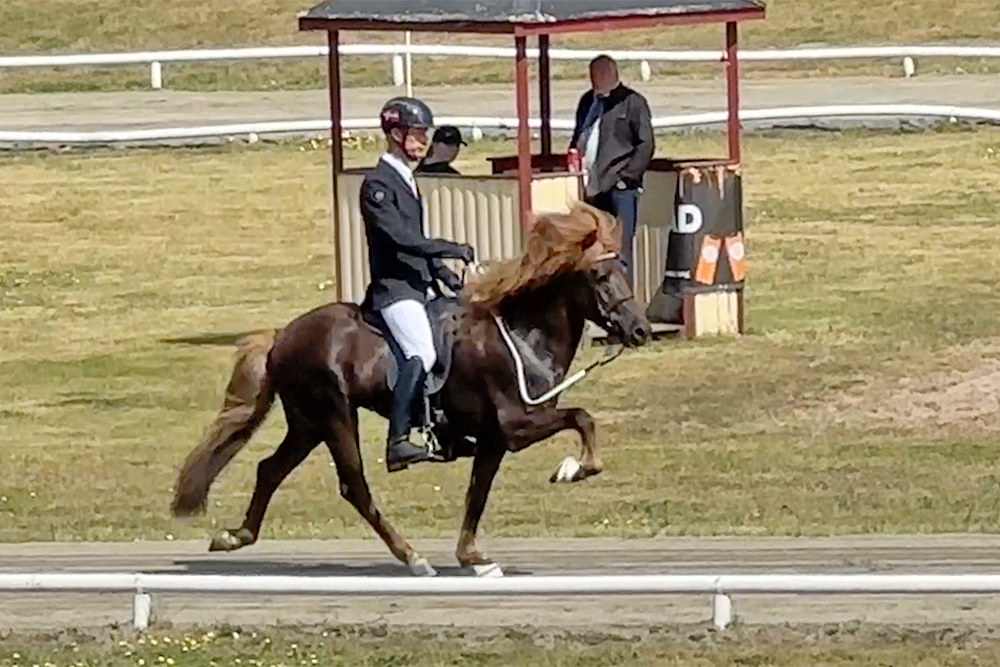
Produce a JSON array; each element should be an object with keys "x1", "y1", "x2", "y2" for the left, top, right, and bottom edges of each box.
[{"x1": 589, "y1": 252, "x2": 633, "y2": 330}]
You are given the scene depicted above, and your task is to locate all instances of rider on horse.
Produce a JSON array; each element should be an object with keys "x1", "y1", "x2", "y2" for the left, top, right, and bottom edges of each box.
[{"x1": 360, "y1": 97, "x2": 476, "y2": 473}]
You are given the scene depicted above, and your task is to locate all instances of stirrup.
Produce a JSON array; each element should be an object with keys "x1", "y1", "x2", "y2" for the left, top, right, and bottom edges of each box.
[{"x1": 418, "y1": 426, "x2": 448, "y2": 462}]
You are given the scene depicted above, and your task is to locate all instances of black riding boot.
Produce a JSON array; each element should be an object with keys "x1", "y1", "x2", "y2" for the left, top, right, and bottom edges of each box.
[{"x1": 386, "y1": 357, "x2": 434, "y2": 472}]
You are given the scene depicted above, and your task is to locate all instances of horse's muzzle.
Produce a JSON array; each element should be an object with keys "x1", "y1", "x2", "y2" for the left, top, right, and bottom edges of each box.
[{"x1": 628, "y1": 324, "x2": 651, "y2": 347}]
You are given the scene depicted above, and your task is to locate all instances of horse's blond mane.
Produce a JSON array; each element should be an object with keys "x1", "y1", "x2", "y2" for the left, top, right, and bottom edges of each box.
[{"x1": 463, "y1": 202, "x2": 621, "y2": 311}]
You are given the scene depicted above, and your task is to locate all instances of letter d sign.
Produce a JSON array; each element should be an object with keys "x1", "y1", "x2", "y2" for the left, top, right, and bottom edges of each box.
[{"x1": 676, "y1": 204, "x2": 703, "y2": 234}]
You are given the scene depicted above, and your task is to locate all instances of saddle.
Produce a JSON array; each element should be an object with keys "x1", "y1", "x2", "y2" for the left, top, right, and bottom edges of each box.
[{"x1": 359, "y1": 295, "x2": 462, "y2": 397}]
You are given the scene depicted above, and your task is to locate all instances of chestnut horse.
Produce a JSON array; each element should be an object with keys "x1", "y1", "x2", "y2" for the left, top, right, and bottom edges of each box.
[{"x1": 170, "y1": 203, "x2": 651, "y2": 575}]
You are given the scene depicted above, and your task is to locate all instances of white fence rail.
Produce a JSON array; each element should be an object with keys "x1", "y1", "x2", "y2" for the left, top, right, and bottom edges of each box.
[
  {"x1": 4, "y1": 572, "x2": 1000, "y2": 631},
  {"x1": 2, "y1": 105, "x2": 998, "y2": 146},
  {"x1": 2, "y1": 42, "x2": 999, "y2": 89}
]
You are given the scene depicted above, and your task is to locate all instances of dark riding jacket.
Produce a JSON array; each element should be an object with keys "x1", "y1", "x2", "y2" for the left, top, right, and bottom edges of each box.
[{"x1": 360, "y1": 157, "x2": 466, "y2": 311}]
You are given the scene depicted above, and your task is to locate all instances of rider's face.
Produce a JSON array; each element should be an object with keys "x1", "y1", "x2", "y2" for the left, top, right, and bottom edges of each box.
[{"x1": 392, "y1": 127, "x2": 429, "y2": 161}]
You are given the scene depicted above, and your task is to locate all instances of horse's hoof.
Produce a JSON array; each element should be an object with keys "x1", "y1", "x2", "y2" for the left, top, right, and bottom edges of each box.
[
  {"x1": 208, "y1": 528, "x2": 253, "y2": 552},
  {"x1": 549, "y1": 456, "x2": 583, "y2": 483},
  {"x1": 409, "y1": 557, "x2": 437, "y2": 577},
  {"x1": 472, "y1": 562, "x2": 504, "y2": 578}
]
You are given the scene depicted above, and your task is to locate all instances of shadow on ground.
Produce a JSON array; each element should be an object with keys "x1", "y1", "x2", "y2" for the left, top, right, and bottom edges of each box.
[
  {"x1": 169, "y1": 559, "x2": 532, "y2": 577},
  {"x1": 159, "y1": 330, "x2": 269, "y2": 347}
]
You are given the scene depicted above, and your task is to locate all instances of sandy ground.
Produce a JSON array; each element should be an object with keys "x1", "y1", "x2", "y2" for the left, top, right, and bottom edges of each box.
[
  {"x1": 2, "y1": 535, "x2": 1000, "y2": 630},
  {"x1": 1, "y1": 74, "x2": 998, "y2": 141}
]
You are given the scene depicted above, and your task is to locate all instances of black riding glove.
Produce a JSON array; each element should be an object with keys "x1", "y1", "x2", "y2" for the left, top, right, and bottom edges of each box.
[
  {"x1": 437, "y1": 267, "x2": 465, "y2": 294},
  {"x1": 456, "y1": 244, "x2": 475, "y2": 265}
]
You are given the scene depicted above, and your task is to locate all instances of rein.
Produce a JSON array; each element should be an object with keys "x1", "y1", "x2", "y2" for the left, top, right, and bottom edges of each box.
[
  {"x1": 494, "y1": 314, "x2": 623, "y2": 406},
  {"x1": 465, "y1": 251, "x2": 628, "y2": 406}
]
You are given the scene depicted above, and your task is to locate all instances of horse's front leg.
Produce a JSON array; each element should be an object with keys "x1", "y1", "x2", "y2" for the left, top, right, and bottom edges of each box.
[
  {"x1": 562, "y1": 407, "x2": 602, "y2": 480},
  {"x1": 503, "y1": 405, "x2": 602, "y2": 483},
  {"x1": 456, "y1": 444, "x2": 505, "y2": 571}
]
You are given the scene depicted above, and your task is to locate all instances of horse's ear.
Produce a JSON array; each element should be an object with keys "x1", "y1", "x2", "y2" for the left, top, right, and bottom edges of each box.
[{"x1": 581, "y1": 229, "x2": 598, "y2": 250}]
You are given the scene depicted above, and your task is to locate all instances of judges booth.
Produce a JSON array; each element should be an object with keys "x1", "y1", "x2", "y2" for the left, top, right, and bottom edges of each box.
[{"x1": 300, "y1": 0, "x2": 766, "y2": 338}]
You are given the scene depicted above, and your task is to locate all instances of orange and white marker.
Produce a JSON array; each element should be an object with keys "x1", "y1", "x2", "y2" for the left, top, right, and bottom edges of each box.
[
  {"x1": 694, "y1": 235, "x2": 723, "y2": 285},
  {"x1": 724, "y1": 232, "x2": 746, "y2": 282}
]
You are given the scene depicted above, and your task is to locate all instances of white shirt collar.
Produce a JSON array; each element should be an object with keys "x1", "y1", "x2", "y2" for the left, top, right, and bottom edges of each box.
[{"x1": 380, "y1": 152, "x2": 418, "y2": 197}]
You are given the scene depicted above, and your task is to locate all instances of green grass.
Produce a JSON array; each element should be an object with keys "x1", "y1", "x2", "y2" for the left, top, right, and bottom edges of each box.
[
  {"x1": 4, "y1": 624, "x2": 1000, "y2": 667},
  {"x1": 2, "y1": 127, "x2": 1000, "y2": 544},
  {"x1": 1, "y1": 0, "x2": 999, "y2": 93}
]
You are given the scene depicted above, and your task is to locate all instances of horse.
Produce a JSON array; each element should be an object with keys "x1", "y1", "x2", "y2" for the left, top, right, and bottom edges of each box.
[{"x1": 169, "y1": 202, "x2": 652, "y2": 575}]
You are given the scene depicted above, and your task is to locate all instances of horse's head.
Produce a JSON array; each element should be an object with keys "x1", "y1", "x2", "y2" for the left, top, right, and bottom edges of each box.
[
  {"x1": 579, "y1": 249, "x2": 651, "y2": 348},
  {"x1": 464, "y1": 202, "x2": 652, "y2": 347}
]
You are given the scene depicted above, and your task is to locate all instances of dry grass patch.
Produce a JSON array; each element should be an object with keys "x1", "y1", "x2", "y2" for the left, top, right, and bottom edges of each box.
[{"x1": 5, "y1": 623, "x2": 1000, "y2": 667}]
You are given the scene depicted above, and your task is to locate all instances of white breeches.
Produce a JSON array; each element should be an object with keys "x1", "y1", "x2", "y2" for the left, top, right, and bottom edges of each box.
[{"x1": 381, "y1": 299, "x2": 437, "y2": 374}]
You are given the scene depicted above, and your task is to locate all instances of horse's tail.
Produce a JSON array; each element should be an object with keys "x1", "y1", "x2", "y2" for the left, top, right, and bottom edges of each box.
[{"x1": 171, "y1": 329, "x2": 278, "y2": 517}]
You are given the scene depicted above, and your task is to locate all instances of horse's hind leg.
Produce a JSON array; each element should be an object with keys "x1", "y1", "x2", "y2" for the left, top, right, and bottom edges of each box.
[
  {"x1": 324, "y1": 406, "x2": 434, "y2": 576},
  {"x1": 209, "y1": 414, "x2": 320, "y2": 552}
]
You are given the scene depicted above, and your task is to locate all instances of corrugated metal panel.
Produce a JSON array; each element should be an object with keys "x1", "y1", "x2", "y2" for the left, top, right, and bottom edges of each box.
[
  {"x1": 634, "y1": 170, "x2": 676, "y2": 307},
  {"x1": 336, "y1": 173, "x2": 366, "y2": 303},
  {"x1": 334, "y1": 174, "x2": 522, "y2": 303},
  {"x1": 531, "y1": 174, "x2": 579, "y2": 216},
  {"x1": 332, "y1": 172, "x2": 680, "y2": 307}
]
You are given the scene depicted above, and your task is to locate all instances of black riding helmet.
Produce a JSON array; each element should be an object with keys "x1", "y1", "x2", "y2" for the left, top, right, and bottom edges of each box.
[{"x1": 380, "y1": 97, "x2": 434, "y2": 134}]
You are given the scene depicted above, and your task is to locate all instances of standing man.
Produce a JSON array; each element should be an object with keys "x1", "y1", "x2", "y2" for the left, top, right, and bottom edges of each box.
[
  {"x1": 361, "y1": 97, "x2": 475, "y2": 472},
  {"x1": 415, "y1": 125, "x2": 466, "y2": 175},
  {"x1": 570, "y1": 54, "x2": 655, "y2": 287}
]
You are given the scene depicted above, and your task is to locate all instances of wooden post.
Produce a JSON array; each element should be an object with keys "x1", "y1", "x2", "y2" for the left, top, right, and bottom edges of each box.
[
  {"x1": 327, "y1": 30, "x2": 345, "y2": 300},
  {"x1": 725, "y1": 22, "x2": 741, "y2": 165},
  {"x1": 538, "y1": 34, "x2": 552, "y2": 156},
  {"x1": 514, "y1": 35, "x2": 533, "y2": 229}
]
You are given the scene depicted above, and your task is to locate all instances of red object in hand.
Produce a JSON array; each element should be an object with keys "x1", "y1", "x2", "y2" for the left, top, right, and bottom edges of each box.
[{"x1": 566, "y1": 148, "x2": 582, "y2": 173}]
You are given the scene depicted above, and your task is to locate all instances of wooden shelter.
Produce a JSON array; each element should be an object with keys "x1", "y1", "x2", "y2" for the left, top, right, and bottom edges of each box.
[{"x1": 299, "y1": 0, "x2": 766, "y2": 337}]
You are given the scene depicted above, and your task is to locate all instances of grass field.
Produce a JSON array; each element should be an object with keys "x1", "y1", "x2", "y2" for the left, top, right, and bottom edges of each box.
[
  {"x1": 2, "y1": 0, "x2": 999, "y2": 93},
  {"x1": 3, "y1": 623, "x2": 1000, "y2": 667},
  {"x1": 2, "y1": 125, "x2": 1000, "y2": 545}
]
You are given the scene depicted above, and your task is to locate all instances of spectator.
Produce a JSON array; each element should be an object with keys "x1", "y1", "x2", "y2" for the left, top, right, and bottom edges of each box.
[
  {"x1": 570, "y1": 55, "x2": 655, "y2": 286},
  {"x1": 415, "y1": 125, "x2": 466, "y2": 175}
]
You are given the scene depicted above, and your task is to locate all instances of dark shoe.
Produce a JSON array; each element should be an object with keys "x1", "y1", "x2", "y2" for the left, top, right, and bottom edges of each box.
[
  {"x1": 386, "y1": 357, "x2": 432, "y2": 473},
  {"x1": 386, "y1": 436, "x2": 435, "y2": 472}
]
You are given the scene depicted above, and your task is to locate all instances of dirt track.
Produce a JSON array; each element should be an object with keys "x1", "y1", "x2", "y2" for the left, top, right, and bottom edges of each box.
[
  {"x1": 2, "y1": 535, "x2": 1000, "y2": 630},
  {"x1": 2, "y1": 74, "x2": 999, "y2": 138}
]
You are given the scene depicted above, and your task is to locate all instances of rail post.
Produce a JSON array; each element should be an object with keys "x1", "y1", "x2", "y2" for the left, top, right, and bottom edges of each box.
[
  {"x1": 150, "y1": 61, "x2": 162, "y2": 89},
  {"x1": 712, "y1": 593, "x2": 734, "y2": 630},
  {"x1": 132, "y1": 588, "x2": 152, "y2": 631}
]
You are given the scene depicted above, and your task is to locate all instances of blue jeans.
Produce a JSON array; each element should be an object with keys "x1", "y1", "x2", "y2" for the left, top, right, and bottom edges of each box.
[{"x1": 587, "y1": 188, "x2": 639, "y2": 287}]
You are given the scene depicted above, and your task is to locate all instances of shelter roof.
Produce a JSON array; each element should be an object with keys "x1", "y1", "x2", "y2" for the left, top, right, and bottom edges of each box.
[{"x1": 299, "y1": 0, "x2": 765, "y2": 34}]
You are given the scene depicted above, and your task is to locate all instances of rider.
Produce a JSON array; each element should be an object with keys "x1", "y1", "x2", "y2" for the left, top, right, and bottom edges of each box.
[{"x1": 361, "y1": 97, "x2": 475, "y2": 473}]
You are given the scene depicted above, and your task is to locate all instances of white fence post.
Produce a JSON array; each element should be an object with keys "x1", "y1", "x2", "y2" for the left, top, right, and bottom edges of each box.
[
  {"x1": 712, "y1": 593, "x2": 734, "y2": 630},
  {"x1": 150, "y1": 61, "x2": 162, "y2": 89},
  {"x1": 132, "y1": 591, "x2": 151, "y2": 631},
  {"x1": 903, "y1": 56, "x2": 916, "y2": 78},
  {"x1": 640, "y1": 59, "x2": 652, "y2": 81},
  {"x1": 404, "y1": 31, "x2": 413, "y2": 97},
  {"x1": 392, "y1": 54, "x2": 405, "y2": 86}
]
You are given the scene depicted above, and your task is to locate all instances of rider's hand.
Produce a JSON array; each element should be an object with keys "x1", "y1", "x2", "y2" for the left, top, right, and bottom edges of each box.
[
  {"x1": 439, "y1": 269, "x2": 464, "y2": 295},
  {"x1": 456, "y1": 244, "x2": 475, "y2": 265}
]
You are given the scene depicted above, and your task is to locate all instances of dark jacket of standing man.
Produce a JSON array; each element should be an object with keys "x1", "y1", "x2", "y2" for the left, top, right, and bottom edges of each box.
[{"x1": 570, "y1": 55, "x2": 654, "y2": 287}]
